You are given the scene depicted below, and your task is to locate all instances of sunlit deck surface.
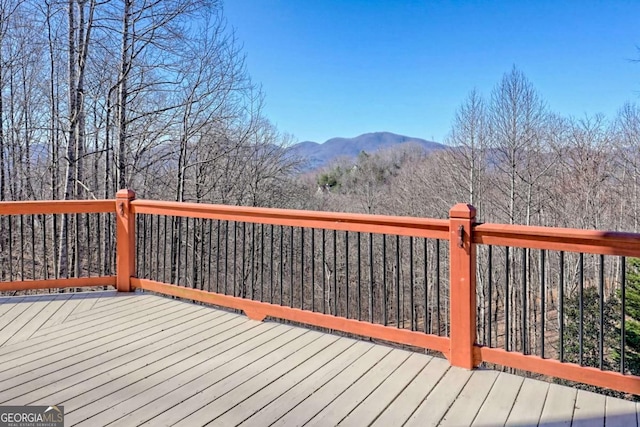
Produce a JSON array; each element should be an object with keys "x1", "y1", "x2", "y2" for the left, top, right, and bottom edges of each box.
[{"x1": 0, "y1": 291, "x2": 637, "y2": 427}]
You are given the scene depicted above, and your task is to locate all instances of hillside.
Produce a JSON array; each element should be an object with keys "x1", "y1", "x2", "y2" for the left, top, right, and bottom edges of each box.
[{"x1": 290, "y1": 132, "x2": 445, "y2": 170}]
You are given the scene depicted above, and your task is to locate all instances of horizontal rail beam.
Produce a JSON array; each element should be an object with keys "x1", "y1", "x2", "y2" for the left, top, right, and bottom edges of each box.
[
  {"x1": 0, "y1": 200, "x2": 115, "y2": 215},
  {"x1": 0, "y1": 276, "x2": 116, "y2": 292},
  {"x1": 132, "y1": 278, "x2": 451, "y2": 357},
  {"x1": 478, "y1": 346, "x2": 640, "y2": 395},
  {"x1": 131, "y1": 200, "x2": 450, "y2": 239},
  {"x1": 474, "y1": 223, "x2": 640, "y2": 256}
]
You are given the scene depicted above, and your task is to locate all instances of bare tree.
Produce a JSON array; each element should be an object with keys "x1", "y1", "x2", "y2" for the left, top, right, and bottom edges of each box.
[
  {"x1": 443, "y1": 88, "x2": 489, "y2": 213},
  {"x1": 614, "y1": 103, "x2": 640, "y2": 231},
  {"x1": 489, "y1": 66, "x2": 547, "y2": 225}
]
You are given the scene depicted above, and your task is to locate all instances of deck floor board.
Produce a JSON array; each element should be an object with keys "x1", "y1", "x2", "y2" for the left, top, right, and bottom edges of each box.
[{"x1": 0, "y1": 291, "x2": 634, "y2": 427}]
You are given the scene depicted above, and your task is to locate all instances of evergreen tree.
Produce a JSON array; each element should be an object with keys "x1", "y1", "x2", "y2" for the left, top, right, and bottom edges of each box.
[
  {"x1": 564, "y1": 286, "x2": 619, "y2": 371},
  {"x1": 615, "y1": 258, "x2": 640, "y2": 375}
]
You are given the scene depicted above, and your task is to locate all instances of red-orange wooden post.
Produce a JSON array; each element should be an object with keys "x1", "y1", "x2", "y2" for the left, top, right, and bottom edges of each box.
[
  {"x1": 449, "y1": 203, "x2": 478, "y2": 369},
  {"x1": 116, "y1": 189, "x2": 136, "y2": 292}
]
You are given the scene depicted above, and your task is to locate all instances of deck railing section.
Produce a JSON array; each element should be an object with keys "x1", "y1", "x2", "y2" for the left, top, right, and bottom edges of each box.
[
  {"x1": 476, "y1": 248, "x2": 624, "y2": 364},
  {"x1": 134, "y1": 215, "x2": 450, "y2": 332},
  {"x1": 0, "y1": 200, "x2": 117, "y2": 292},
  {"x1": 128, "y1": 196, "x2": 452, "y2": 357},
  {"x1": 1, "y1": 190, "x2": 639, "y2": 395},
  {"x1": 474, "y1": 224, "x2": 640, "y2": 394}
]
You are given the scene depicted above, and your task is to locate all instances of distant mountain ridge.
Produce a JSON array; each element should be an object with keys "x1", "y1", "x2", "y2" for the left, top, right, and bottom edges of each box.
[{"x1": 290, "y1": 132, "x2": 445, "y2": 170}]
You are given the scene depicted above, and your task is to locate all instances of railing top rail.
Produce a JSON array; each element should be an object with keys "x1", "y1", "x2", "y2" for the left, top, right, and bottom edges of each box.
[
  {"x1": 474, "y1": 222, "x2": 640, "y2": 257},
  {"x1": 131, "y1": 199, "x2": 450, "y2": 239},
  {"x1": 0, "y1": 199, "x2": 115, "y2": 215}
]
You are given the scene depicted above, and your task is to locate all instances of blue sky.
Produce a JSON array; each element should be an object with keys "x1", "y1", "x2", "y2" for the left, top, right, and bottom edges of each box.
[{"x1": 224, "y1": 1, "x2": 640, "y2": 144}]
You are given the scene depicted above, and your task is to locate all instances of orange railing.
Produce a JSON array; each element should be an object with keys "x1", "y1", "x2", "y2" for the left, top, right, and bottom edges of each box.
[
  {"x1": 473, "y1": 223, "x2": 640, "y2": 395},
  {"x1": 0, "y1": 199, "x2": 116, "y2": 291},
  {"x1": 1, "y1": 189, "x2": 638, "y2": 395}
]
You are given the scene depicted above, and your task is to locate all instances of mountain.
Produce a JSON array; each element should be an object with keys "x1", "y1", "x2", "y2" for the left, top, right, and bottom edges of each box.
[{"x1": 290, "y1": 132, "x2": 445, "y2": 170}]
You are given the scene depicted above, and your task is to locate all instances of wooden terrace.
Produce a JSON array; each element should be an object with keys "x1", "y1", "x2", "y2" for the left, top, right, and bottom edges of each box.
[{"x1": 0, "y1": 291, "x2": 637, "y2": 426}]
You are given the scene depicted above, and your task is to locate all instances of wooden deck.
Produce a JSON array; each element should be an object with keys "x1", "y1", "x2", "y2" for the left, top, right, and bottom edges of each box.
[{"x1": 0, "y1": 291, "x2": 637, "y2": 427}]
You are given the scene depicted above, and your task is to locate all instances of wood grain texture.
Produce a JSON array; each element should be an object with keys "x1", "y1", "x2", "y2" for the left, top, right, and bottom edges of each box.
[{"x1": 0, "y1": 292, "x2": 631, "y2": 427}]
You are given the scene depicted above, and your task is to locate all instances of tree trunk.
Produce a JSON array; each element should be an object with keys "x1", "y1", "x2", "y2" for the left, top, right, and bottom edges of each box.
[{"x1": 117, "y1": 0, "x2": 131, "y2": 189}]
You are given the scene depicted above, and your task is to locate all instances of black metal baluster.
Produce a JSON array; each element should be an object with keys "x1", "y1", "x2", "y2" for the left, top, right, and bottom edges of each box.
[
  {"x1": 97, "y1": 213, "x2": 102, "y2": 278},
  {"x1": 199, "y1": 219, "x2": 205, "y2": 290},
  {"x1": 251, "y1": 223, "x2": 256, "y2": 299},
  {"x1": 63, "y1": 214, "x2": 71, "y2": 279},
  {"x1": 383, "y1": 234, "x2": 387, "y2": 326},
  {"x1": 250, "y1": 222, "x2": 255, "y2": 299},
  {"x1": 312, "y1": 228, "x2": 316, "y2": 312},
  {"x1": 242, "y1": 222, "x2": 246, "y2": 297},
  {"x1": 74, "y1": 213, "x2": 80, "y2": 278},
  {"x1": 8, "y1": 216, "x2": 13, "y2": 280},
  {"x1": 161, "y1": 216, "x2": 166, "y2": 283},
  {"x1": 333, "y1": 229, "x2": 337, "y2": 316},
  {"x1": 156, "y1": 215, "x2": 161, "y2": 282},
  {"x1": 216, "y1": 220, "x2": 221, "y2": 293},
  {"x1": 270, "y1": 224, "x2": 274, "y2": 303},
  {"x1": 136, "y1": 215, "x2": 146, "y2": 277},
  {"x1": 301, "y1": 228, "x2": 305, "y2": 309},
  {"x1": 579, "y1": 252, "x2": 584, "y2": 365},
  {"x1": 207, "y1": 219, "x2": 213, "y2": 291},
  {"x1": 279, "y1": 225, "x2": 284, "y2": 305},
  {"x1": 522, "y1": 248, "x2": 527, "y2": 354},
  {"x1": 345, "y1": 231, "x2": 349, "y2": 318},
  {"x1": 290, "y1": 227, "x2": 294, "y2": 307},
  {"x1": 559, "y1": 251, "x2": 565, "y2": 362},
  {"x1": 621, "y1": 256, "x2": 626, "y2": 374},
  {"x1": 31, "y1": 214, "x2": 36, "y2": 279},
  {"x1": 409, "y1": 236, "x2": 414, "y2": 331},
  {"x1": 174, "y1": 217, "x2": 181, "y2": 285},
  {"x1": 185, "y1": 217, "x2": 190, "y2": 287},
  {"x1": 20, "y1": 215, "x2": 24, "y2": 279},
  {"x1": 396, "y1": 235, "x2": 400, "y2": 328},
  {"x1": 194, "y1": 218, "x2": 201, "y2": 289},
  {"x1": 369, "y1": 233, "x2": 374, "y2": 323},
  {"x1": 323, "y1": 229, "x2": 327, "y2": 314},
  {"x1": 105, "y1": 213, "x2": 111, "y2": 276},
  {"x1": 436, "y1": 239, "x2": 441, "y2": 334},
  {"x1": 152, "y1": 215, "x2": 157, "y2": 281},
  {"x1": 190, "y1": 217, "x2": 196, "y2": 288},
  {"x1": 488, "y1": 245, "x2": 493, "y2": 346},
  {"x1": 505, "y1": 246, "x2": 510, "y2": 351},
  {"x1": 152, "y1": 215, "x2": 157, "y2": 279},
  {"x1": 141, "y1": 214, "x2": 147, "y2": 279},
  {"x1": 163, "y1": 216, "x2": 169, "y2": 283},
  {"x1": 43, "y1": 215, "x2": 48, "y2": 280},
  {"x1": 424, "y1": 238, "x2": 428, "y2": 334},
  {"x1": 357, "y1": 232, "x2": 362, "y2": 321},
  {"x1": 170, "y1": 217, "x2": 176, "y2": 284},
  {"x1": 53, "y1": 214, "x2": 58, "y2": 279},
  {"x1": 599, "y1": 254, "x2": 605, "y2": 370},
  {"x1": 260, "y1": 223, "x2": 264, "y2": 302},
  {"x1": 540, "y1": 249, "x2": 545, "y2": 357},
  {"x1": 176, "y1": 217, "x2": 182, "y2": 286},
  {"x1": 161, "y1": 215, "x2": 167, "y2": 282},
  {"x1": 224, "y1": 221, "x2": 229, "y2": 294},
  {"x1": 233, "y1": 221, "x2": 238, "y2": 296},
  {"x1": 86, "y1": 213, "x2": 92, "y2": 278},
  {"x1": 148, "y1": 215, "x2": 153, "y2": 280}
]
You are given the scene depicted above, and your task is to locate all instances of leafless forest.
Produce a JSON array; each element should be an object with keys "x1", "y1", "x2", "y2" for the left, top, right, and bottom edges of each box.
[{"x1": 1, "y1": 0, "x2": 640, "y2": 386}]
